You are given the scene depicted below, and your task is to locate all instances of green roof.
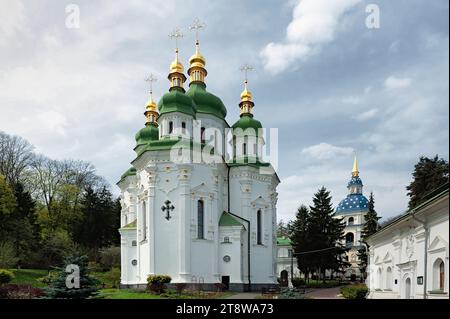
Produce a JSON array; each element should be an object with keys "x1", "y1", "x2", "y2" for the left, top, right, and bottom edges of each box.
[
  {"x1": 121, "y1": 219, "x2": 137, "y2": 229},
  {"x1": 232, "y1": 114, "x2": 263, "y2": 133},
  {"x1": 158, "y1": 88, "x2": 197, "y2": 117},
  {"x1": 219, "y1": 212, "x2": 245, "y2": 227},
  {"x1": 277, "y1": 237, "x2": 292, "y2": 246},
  {"x1": 186, "y1": 82, "x2": 227, "y2": 119},
  {"x1": 227, "y1": 156, "x2": 271, "y2": 168},
  {"x1": 120, "y1": 167, "x2": 136, "y2": 179},
  {"x1": 135, "y1": 123, "x2": 159, "y2": 146}
]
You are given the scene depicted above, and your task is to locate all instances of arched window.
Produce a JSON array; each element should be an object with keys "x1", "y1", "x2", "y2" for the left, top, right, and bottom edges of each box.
[
  {"x1": 345, "y1": 233, "x2": 354, "y2": 247},
  {"x1": 257, "y1": 210, "x2": 262, "y2": 245},
  {"x1": 253, "y1": 143, "x2": 257, "y2": 155},
  {"x1": 201, "y1": 127, "x2": 206, "y2": 144},
  {"x1": 348, "y1": 217, "x2": 354, "y2": 225},
  {"x1": 377, "y1": 268, "x2": 382, "y2": 290},
  {"x1": 181, "y1": 122, "x2": 186, "y2": 134},
  {"x1": 434, "y1": 258, "x2": 445, "y2": 291},
  {"x1": 169, "y1": 121, "x2": 174, "y2": 134},
  {"x1": 197, "y1": 200, "x2": 204, "y2": 239},
  {"x1": 386, "y1": 267, "x2": 393, "y2": 290},
  {"x1": 243, "y1": 143, "x2": 247, "y2": 155}
]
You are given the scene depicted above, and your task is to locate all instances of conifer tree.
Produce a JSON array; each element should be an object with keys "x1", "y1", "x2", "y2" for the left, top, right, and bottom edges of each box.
[
  {"x1": 290, "y1": 205, "x2": 311, "y2": 278},
  {"x1": 45, "y1": 254, "x2": 99, "y2": 299}
]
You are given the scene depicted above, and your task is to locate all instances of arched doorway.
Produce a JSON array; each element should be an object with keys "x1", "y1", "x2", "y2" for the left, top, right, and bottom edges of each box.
[
  {"x1": 280, "y1": 270, "x2": 289, "y2": 287},
  {"x1": 345, "y1": 233, "x2": 354, "y2": 248},
  {"x1": 433, "y1": 258, "x2": 445, "y2": 291},
  {"x1": 405, "y1": 277, "x2": 411, "y2": 299}
]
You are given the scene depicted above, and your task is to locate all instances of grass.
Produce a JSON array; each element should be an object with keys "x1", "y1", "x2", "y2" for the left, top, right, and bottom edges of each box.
[
  {"x1": 9, "y1": 269, "x2": 48, "y2": 288},
  {"x1": 97, "y1": 289, "x2": 162, "y2": 299}
]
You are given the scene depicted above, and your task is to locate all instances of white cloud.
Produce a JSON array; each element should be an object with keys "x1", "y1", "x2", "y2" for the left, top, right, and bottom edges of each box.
[
  {"x1": 353, "y1": 108, "x2": 378, "y2": 121},
  {"x1": 260, "y1": 0, "x2": 361, "y2": 74},
  {"x1": 302, "y1": 143, "x2": 354, "y2": 160},
  {"x1": 384, "y1": 76, "x2": 412, "y2": 89},
  {"x1": 342, "y1": 95, "x2": 360, "y2": 104},
  {"x1": 0, "y1": 0, "x2": 26, "y2": 47}
]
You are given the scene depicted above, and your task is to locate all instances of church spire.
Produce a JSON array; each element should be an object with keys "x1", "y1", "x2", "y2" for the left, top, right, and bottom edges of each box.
[
  {"x1": 188, "y1": 18, "x2": 207, "y2": 85},
  {"x1": 352, "y1": 155, "x2": 359, "y2": 177},
  {"x1": 144, "y1": 73, "x2": 159, "y2": 126},
  {"x1": 239, "y1": 64, "x2": 254, "y2": 117},
  {"x1": 168, "y1": 27, "x2": 186, "y2": 92}
]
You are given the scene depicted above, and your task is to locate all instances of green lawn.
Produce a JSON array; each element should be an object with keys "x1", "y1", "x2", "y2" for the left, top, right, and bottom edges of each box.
[
  {"x1": 9, "y1": 269, "x2": 48, "y2": 288},
  {"x1": 98, "y1": 289, "x2": 162, "y2": 299}
]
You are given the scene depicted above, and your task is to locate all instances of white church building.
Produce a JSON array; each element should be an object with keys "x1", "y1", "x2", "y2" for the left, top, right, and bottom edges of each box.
[
  {"x1": 117, "y1": 36, "x2": 279, "y2": 291},
  {"x1": 366, "y1": 183, "x2": 449, "y2": 299}
]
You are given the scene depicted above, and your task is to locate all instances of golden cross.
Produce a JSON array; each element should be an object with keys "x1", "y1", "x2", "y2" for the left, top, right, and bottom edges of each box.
[
  {"x1": 169, "y1": 27, "x2": 184, "y2": 50},
  {"x1": 240, "y1": 64, "x2": 254, "y2": 83},
  {"x1": 145, "y1": 73, "x2": 157, "y2": 96}
]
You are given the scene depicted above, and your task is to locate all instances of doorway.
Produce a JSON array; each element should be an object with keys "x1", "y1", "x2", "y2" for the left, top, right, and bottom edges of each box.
[
  {"x1": 221, "y1": 276, "x2": 230, "y2": 290},
  {"x1": 280, "y1": 270, "x2": 289, "y2": 287},
  {"x1": 405, "y1": 277, "x2": 411, "y2": 299}
]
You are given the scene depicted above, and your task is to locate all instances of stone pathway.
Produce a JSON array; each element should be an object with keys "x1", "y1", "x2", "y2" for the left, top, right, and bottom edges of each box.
[
  {"x1": 226, "y1": 292, "x2": 260, "y2": 299},
  {"x1": 305, "y1": 286, "x2": 344, "y2": 299}
]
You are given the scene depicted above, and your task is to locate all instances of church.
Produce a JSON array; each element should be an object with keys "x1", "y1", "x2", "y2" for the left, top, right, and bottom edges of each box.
[
  {"x1": 117, "y1": 30, "x2": 279, "y2": 292},
  {"x1": 335, "y1": 157, "x2": 369, "y2": 280}
]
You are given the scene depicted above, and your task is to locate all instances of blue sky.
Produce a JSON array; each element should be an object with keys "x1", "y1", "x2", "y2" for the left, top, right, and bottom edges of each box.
[{"x1": 0, "y1": 0, "x2": 448, "y2": 222}]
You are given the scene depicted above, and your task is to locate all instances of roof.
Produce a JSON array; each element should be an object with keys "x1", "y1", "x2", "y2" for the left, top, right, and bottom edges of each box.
[
  {"x1": 120, "y1": 219, "x2": 137, "y2": 229},
  {"x1": 336, "y1": 193, "x2": 369, "y2": 214},
  {"x1": 277, "y1": 237, "x2": 292, "y2": 246},
  {"x1": 219, "y1": 211, "x2": 245, "y2": 227},
  {"x1": 367, "y1": 183, "x2": 449, "y2": 241},
  {"x1": 186, "y1": 82, "x2": 227, "y2": 119}
]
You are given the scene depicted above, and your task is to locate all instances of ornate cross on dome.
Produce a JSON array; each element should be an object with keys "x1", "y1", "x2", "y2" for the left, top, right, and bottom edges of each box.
[
  {"x1": 161, "y1": 200, "x2": 175, "y2": 221},
  {"x1": 145, "y1": 73, "x2": 157, "y2": 97},
  {"x1": 240, "y1": 64, "x2": 254, "y2": 83},
  {"x1": 169, "y1": 27, "x2": 184, "y2": 50},
  {"x1": 189, "y1": 18, "x2": 206, "y2": 43}
]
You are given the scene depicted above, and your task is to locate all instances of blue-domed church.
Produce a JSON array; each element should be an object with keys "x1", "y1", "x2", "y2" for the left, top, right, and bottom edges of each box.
[{"x1": 335, "y1": 156, "x2": 368, "y2": 279}]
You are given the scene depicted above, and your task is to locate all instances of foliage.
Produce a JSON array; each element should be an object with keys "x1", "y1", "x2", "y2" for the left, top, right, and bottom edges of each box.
[
  {"x1": 406, "y1": 155, "x2": 449, "y2": 209},
  {"x1": 358, "y1": 192, "x2": 380, "y2": 276},
  {"x1": 291, "y1": 278, "x2": 305, "y2": 288},
  {"x1": 0, "y1": 132, "x2": 34, "y2": 186},
  {"x1": 99, "y1": 246, "x2": 121, "y2": 270},
  {"x1": 37, "y1": 229, "x2": 76, "y2": 268},
  {"x1": 0, "y1": 175, "x2": 17, "y2": 219},
  {"x1": 0, "y1": 269, "x2": 15, "y2": 285},
  {"x1": 0, "y1": 284, "x2": 44, "y2": 299},
  {"x1": 10, "y1": 269, "x2": 48, "y2": 288},
  {"x1": 277, "y1": 220, "x2": 291, "y2": 237},
  {"x1": 147, "y1": 275, "x2": 172, "y2": 294},
  {"x1": 0, "y1": 242, "x2": 19, "y2": 268},
  {"x1": 278, "y1": 288, "x2": 304, "y2": 299},
  {"x1": 45, "y1": 254, "x2": 100, "y2": 299},
  {"x1": 37, "y1": 271, "x2": 58, "y2": 285},
  {"x1": 340, "y1": 284, "x2": 368, "y2": 299},
  {"x1": 290, "y1": 188, "x2": 348, "y2": 280},
  {"x1": 102, "y1": 267, "x2": 121, "y2": 288}
]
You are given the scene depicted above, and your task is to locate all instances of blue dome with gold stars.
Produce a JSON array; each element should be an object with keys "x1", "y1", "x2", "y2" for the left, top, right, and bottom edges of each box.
[{"x1": 336, "y1": 157, "x2": 369, "y2": 214}]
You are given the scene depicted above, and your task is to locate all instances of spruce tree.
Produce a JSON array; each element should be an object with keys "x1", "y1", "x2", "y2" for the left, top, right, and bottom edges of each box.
[
  {"x1": 289, "y1": 205, "x2": 311, "y2": 278},
  {"x1": 357, "y1": 192, "x2": 380, "y2": 278},
  {"x1": 45, "y1": 254, "x2": 99, "y2": 299},
  {"x1": 406, "y1": 155, "x2": 449, "y2": 209},
  {"x1": 308, "y1": 187, "x2": 348, "y2": 280}
]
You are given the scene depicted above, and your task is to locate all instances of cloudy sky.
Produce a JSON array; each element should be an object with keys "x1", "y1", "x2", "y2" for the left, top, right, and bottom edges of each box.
[{"x1": 1, "y1": 0, "x2": 448, "y2": 222}]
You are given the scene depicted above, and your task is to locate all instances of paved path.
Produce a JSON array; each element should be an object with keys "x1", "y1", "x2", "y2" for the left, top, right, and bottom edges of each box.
[
  {"x1": 305, "y1": 286, "x2": 344, "y2": 299},
  {"x1": 226, "y1": 292, "x2": 260, "y2": 299}
]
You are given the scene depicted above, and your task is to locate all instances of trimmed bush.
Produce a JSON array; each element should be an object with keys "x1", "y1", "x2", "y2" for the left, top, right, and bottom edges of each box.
[
  {"x1": 278, "y1": 288, "x2": 304, "y2": 299},
  {"x1": 0, "y1": 269, "x2": 14, "y2": 285},
  {"x1": 103, "y1": 267, "x2": 121, "y2": 288},
  {"x1": 147, "y1": 275, "x2": 171, "y2": 294},
  {"x1": 291, "y1": 278, "x2": 305, "y2": 288},
  {"x1": 340, "y1": 284, "x2": 368, "y2": 299}
]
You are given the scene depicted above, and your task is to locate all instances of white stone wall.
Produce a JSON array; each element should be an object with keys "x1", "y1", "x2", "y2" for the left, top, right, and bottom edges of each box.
[{"x1": 367, "y1": 194, "x2": 449, "y2": 299}]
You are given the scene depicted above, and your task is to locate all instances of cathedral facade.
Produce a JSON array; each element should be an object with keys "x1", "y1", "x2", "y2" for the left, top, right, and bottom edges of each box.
[
  {"x1": 335, "y1": 157, "x2": 368, "y2": 279},
  {"x1": 117, "y1": 39, "x2": 279, "y2": 291}
]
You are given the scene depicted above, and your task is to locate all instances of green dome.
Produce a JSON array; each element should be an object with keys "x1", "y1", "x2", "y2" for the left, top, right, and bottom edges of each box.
[
  {"x1": 187, "y1": 83, "x2": 227, "y2": 119},
  {"x1": 232, "y1": 114, "x2": 262, "y2": 133},
  {"x1": 135, "y1": 123, "x2": 159, "y2": 146},
  {"x1": 121, "y1": 167, "x2": 136, "y2": 179},
  {"x1": 158, "y1": 89, "x2": 197, "y2": 118}
]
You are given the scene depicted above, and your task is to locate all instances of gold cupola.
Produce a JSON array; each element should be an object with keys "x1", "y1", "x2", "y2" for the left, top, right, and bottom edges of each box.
[
  {"x1": 239, "y1": 80, "x2": 254, "y2": 116},
  {"x1": 168, "y1": 48, "x2": 187, "y2": 92},
  {"x1": 188, "y1": 41, "x2": 207, "y2": 84},
  {"x1": 144, "y1": 95, "x2": 159, "y2": 126}
]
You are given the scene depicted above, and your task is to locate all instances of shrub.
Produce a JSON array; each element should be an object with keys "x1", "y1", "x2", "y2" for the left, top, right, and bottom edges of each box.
[
  {"x1": 340, "y1": 284, "x2": 368, "y2": 299},
  {"x1": 0, "y1": 284, "x2": 44, "y2": 299},
  {"x1": 291, "y1": 278, "x2": 305, "y2": 288},
  {"x1": 37, "y1": 271, "x2": 58, "y2": 285},
  {"x1": 0, "y1": 269, "x2": 14, "y2": 285},
  {"x1": 147, "y1": 275, "x2": 171, "y2": 294},
  {"x1": 99, "y1": 247, "x2": 120, "y2": 271},
  {"x1": 0, "y1": 242, "x2": 19, "y2": 268},
  {"x1": 103, "y1": 267, "x2": 121, "y2": 288},
  {"x1": 278, "y1": 288, "x2": 304, "y2": 299}
]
